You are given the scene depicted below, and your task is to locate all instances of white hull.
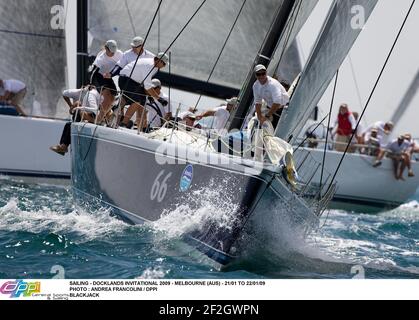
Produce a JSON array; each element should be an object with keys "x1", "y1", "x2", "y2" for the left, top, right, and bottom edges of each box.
[
  {"x1": 0, "y1": 115, "x2": 71, "y2": 182},
  {"x1": 298, "y1": 147, "x2": 419, "y2": 211}
]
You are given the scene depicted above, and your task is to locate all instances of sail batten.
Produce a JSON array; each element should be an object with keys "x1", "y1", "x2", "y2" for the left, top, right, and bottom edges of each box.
[{"x1": 276, "y1": 0, "x2": 378, "y2": 141}]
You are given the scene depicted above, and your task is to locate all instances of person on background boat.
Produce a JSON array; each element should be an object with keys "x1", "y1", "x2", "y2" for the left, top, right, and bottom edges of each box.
[
  {"x1": 0, "y1": 79, "x2": 27, "y2": 116},
  {"x1": 366, "y1": 128, "x2": 381, "y2": 156},
  {"x1": 352, "y1": 112, "x2": 364, "y2": 144},
  {"x1": 252, "y1": 64, "x2": 289, "y2": 130},
  {"x1": 403, "y1": 133, "x2": 418, "y2": 177},
  {"x1": 118, "y1": 53, "x2": 169, "y2": 130},
  {"x1": 50, "y1": 86, "x2": 102, "y2": 156},
  {"x1": 363, "y1": 121, "x2": 394, "y2": 148},
  {"x1": 332, "y1": 104, "x2": 357, "y2": 153},
  {"x1": 373, "y1": 135, "x2": 411, "y2": 180},
  {"x1": 145, "y1": 79, "x2": 172, "y2": 131},
  {"x1": 196, "y1": 97, "x2": 239, "y2": 135},
  {"x1": 90, "y1": 40, "x2": 123, "y2": 124}
]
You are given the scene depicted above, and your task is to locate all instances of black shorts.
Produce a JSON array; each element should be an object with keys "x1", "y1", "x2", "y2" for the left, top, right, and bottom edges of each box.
[
  {"x1": 92, "y1": 72, "x2": 118, "y2": 96},
  {"x1": 118, "y1": 76, "x2": 146, "y2": 106}
]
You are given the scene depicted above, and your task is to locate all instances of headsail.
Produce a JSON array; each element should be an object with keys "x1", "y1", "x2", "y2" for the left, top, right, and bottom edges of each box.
[
  {"x1": 88, "y1": 0, "x2": 283, "y2": 97},
  {"x1": 0, "y1": 0, "x2": 66, "y2": 117},
  {"x1": 276, "y1": 0, "x2": 378, "y2": 142}
]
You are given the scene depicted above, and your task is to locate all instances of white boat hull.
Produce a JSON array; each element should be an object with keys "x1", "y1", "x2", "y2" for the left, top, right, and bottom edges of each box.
[
  {"x1": 0, "y1": 115, "x2": 71, "y2": 182},
  {"x1": 298, "y1": 147, "x2": 419, "y2": 211}
]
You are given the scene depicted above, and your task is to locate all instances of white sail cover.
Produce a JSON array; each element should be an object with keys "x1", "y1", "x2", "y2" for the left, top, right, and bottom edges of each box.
[
  {"x1": 276, "y1": 0, "x2": 378, "y2": 141},
  {"x1": 88, "y1": 0, "x2": 286, "y2": 89},
  {"x1": 0, "y1": 0, "x2": 66, "y2": 116}
]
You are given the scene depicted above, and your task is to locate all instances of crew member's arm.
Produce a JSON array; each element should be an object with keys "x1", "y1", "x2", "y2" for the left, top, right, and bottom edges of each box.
[
  {"x1": 253, "y1": 84, "x2": 266, "y2": 125},
  {"x1": 196, "y1": 110, "x2": 216, "y2": 121},
  {"x1": 3, "y1": 91, "x2": 12, "y2": 102},
  {"x1": 255, "y1": 103, "x2": 266, "y2": 125},
  {"x1": 266, "y1": 103, "x2": 282, "y2": 118},
  {"x1": 349, "y1": 113, "x2": 357, "y2": 134}
]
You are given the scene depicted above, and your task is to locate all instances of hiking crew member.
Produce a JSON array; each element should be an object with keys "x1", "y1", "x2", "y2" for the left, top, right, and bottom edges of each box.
[
  {"x1": 373, "y1": 135, "x2": 411, "y2": 180},
  {"x1": 145, "y1": 79, "x2": 172, "y2": 130},
  {"x1": 363, "y1": 121, "x2": 394, "y2": 148},
  {"x1": 118, "y1": 53, "x2": 169, "y2": 130},
  {"x1": 0, "y1": 79, "x2": 27, "y2": 116},
  {"x1": 333, "y1": 104, "x2": 357, "y2": 152},
  {"x1": 196, "y1": 97, "x2": 239, "y2": 135},
  {"x1": 252, "y1": 64, "x2": 289, "y2": 130},
  {"x1": 90, "y1": 40, "x2": 123, "y2": 123},
  {"x1": 50, "y1": 86, "x2": 102, "y2": 156}
]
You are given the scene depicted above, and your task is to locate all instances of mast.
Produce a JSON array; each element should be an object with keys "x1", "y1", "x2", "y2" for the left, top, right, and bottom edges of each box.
[
  {"x1": 229, "y1": 0, "x2": 296, "y2": 131},
  {"x1": 77, "y1": 0, "x2": 89, "y2": 88}
]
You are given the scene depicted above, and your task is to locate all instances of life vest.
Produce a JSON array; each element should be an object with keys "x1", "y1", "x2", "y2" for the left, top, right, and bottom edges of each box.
[{"x1": 337, "y1": 112, "x2": 353, "y2": 136}]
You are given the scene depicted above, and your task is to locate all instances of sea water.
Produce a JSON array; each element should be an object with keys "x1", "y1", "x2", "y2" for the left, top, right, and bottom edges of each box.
[{"x1": 0, "y1": 177, "x2": 418, "y2": 279}]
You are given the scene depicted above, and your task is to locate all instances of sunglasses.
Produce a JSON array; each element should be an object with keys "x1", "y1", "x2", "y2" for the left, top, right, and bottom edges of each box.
[{"x1": 255, "y1": 72, "x2": 267, "y2": 77}]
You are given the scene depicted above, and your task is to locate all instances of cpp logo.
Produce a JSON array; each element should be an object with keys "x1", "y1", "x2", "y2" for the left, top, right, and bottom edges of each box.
[{"x1": 0, "y1": 280, "x2": 41, "y2": 298}]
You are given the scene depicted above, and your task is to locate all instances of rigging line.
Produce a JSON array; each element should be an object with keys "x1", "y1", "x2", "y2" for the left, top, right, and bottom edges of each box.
[
  {"x1": 0, "y1": 29, "x2": 64, "y2": 40},
  {"x1": 324, "y1": 0, "x2": 416, "y2": 197},
  {"x1": 158, "y1": 0, "x2": 161, "y2": 52},
  {"x1": 319, "y1": 69, "x2": 339, "y2": 198},
  {"x1": 140, "y1": 0, "x2": 208, "y2": 86},
  {"x1": 121, "y1": 0, "x2": 163, "y2": 97},
  {"x1": 293, "y1": 113, "x2": 330, "y2": 152},
  {"x1": 274, "y1": 0, "x2": 303, "y2": 73},
  {"x1": 348, "y1": 54, "x2": 367, "y2": 124},
  {"x1": 192, "y1": 0, "x2": 247, "y2": 112},
  {"x1": 124, "y1": 0, "x2": 137, "y2": 36}
]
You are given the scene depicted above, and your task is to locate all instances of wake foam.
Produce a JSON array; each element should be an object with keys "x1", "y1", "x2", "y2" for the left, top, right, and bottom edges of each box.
[
  {"x1": 151, "y1": 180, "x2": 240, "y2": 238},
  {"x1": 0, "y1": 198, "x2": 127, "y2": 242}
]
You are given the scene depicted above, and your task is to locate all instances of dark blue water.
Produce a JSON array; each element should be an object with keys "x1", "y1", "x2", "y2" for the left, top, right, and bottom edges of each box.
[{"x1": 0, "y1": 177, "x2": 418, "y2": 279}]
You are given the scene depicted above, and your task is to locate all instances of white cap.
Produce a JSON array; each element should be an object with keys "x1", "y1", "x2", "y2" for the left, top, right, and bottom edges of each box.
[
  {"x1": 151, "y1": 79, "x2": 161, "y2": 88},
  {"x1": 156, "y1": 52, "x2": 169, "y2": 65},
  {"x1": 105, "y1": 40, "x2": 118, "y2": 53},
  {"x1": 179, "y1": 111, "x2": 196, "y2": 120},
  {"x1": 254, "y1": 64, "x2": 267, "y2": 73},
  {"x1": 226, "y1": 97, "x2": 239, "y2": 106},
  {"x1": 131, "y1": 36, "x2": 144, "y2": 48}
]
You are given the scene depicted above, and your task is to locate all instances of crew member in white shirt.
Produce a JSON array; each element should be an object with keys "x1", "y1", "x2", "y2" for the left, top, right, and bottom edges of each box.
[
  {"x1": 252, "y1": 64, "x2": 289, "y2": 130},
  {"x1": 119, "y1": 53, "x2": 169, "y2": 130},
  {"x1": 90, "y1": 40, "x2": 123, "y2": 123},
  {"x1": 363, "y1": 121, "x2": 394, "y2": 147},
  {"x1": 145, "y1": 79, "x2": 172, "y2": 130},
  {"x1": 105, "y1": 36, "x2": 155, "y2": 78},
  {"x1": 50, "y1": 86, "x2": 102, "y2": 156},
  {"x1": 196, "y1": 97, "x2": 239, "y2": 135},
  {"x1": 0, "y1": 79, "x2": 27, "y2": 116},
  {"x1": 373, "y1": 135, "x2": 411, "y2": 180}
]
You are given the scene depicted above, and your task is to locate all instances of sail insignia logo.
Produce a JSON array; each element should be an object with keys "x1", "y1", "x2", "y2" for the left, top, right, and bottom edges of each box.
[
  {"x1": 0, "y1": 280, "x2": 41, "y2": 298},
  {"x1": 180, "y1": 165, "x2": 193, "y2": 192}
]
